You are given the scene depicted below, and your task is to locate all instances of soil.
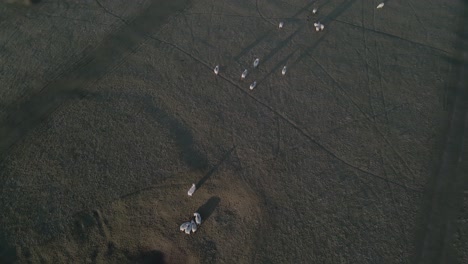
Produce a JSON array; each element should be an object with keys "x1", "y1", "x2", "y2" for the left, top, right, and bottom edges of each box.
[{"x1": 0, "y1": 0, "x2": 467, "y2": 263}]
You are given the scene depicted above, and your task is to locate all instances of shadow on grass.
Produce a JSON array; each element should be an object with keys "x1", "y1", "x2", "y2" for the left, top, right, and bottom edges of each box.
[
  {"x1": 196, "y1": 196, "x2": 221, "y2": 222},
  {"x1": 141, "y1": 96, "x2": 208, "y2": 170},
  {"x1": 0, "y1": 0, "x2": 190, "y2": 162},
  {"x1": 196, "y1": 146, "x2": 235, "y2": 189},
  {"x1": 0, "y1": 233, "x2": 17, "y2": 264},
  {"x1": 126, "y1": 250, "x2": 166, "y2": 264},
  {"x1": 74, "y1": 91, "x2": 209, "y2": 171},
  {"x1": 413, "y1": 1, "x2": 468, "y2": 263}
]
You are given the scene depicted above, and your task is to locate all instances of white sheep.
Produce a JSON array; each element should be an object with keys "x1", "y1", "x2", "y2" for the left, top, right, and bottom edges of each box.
[
  {"x1": 241, "y1": 69, "x2": 248, "y2": 80},
  {"x1": 314, "y1": 22, "x2": 324, "y2": 31},
  {"x1": 253, "y1": 58, "x2": 260, "y2": 68},
  {"x1": 250, "y1": 81, "x2": 257, "y2": 90},
  {"x1": 180, "y1": 222, "x2": 190, "y2": 232},
  {"x1": 187, "y1": 183, "x2": 196, "y2": 196},
  {"x1": 194, "y1": 212, "x2": 202, "y2": 225},
  {"x1": 191, "y1": 220, "x2": 197, "y2": 233},
  {"x1": 184, "y1": 224, "x2": 191, "y2": 234}
]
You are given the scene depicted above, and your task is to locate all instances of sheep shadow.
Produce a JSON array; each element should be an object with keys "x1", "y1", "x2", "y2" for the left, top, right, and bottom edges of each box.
[{"x1": 196, "y1": 196, "x2": 221, "y2": 222}]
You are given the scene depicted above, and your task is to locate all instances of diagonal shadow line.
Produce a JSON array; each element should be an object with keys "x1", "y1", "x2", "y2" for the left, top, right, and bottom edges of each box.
[
  {"x1": 139, "y1": 96, "x2": 208, "y2": 170},
  {"x1": 259, "y1": 49, "x2": 298, "y2": 83},
  {"x1": 0, "y1": 0, "x2": 191, "y2": 163},
  {"x1": 261, "y1": 23, "x2": 307, "y2": 65},
  {"x1": 196, "y1": 146, "x2": 236, "y2": 189},
  {"x1": 259, "y1": 0, "x2": 357, "y2": 82},
  {"x1": 233, "y1": 31, "x2": 272, "y2": 61},
  {"x1": 153, "y1": 36, "x2": 422, "y2": 192},
  {"x1": 321, "y1": 0, "x2": 359, "y2": 25},
  {"x1": 288, "y1": 30, "x2": 330, "y2": 70},
  {"x1": 78, "y1": 90, "x2": 208, "y2": 170},
  {"x1": 265, "y1": 0, "x2": 360, "y2": 72},
  {"x1": 233, "y1": 0, "x2": 316, "y2": 62}
]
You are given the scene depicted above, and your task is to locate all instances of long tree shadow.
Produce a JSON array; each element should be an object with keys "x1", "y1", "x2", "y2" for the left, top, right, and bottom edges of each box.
[
  {"x1": 140, "y1": 95, "x2": 208, "y2": 170},
  {"x1": 196, "y1": 146, "x2": 235, "y2": 189},
  {"x1": 0, "y1": 88, "x2": 95, "y2": 162},
  {"x1": 0, "y1": 0, "x2": 190, "y2": 162},
  {"x1": 196, "y1": 196, "x2": 221, "y2": 222},
  {"x1": 69, "y1": 91, "x2": 208, "y2": 171}
]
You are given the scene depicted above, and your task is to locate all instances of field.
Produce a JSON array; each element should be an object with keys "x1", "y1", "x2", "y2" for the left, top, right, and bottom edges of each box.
[{"x1": 0, "y1": 0, "x2": 467, "y2": 263}]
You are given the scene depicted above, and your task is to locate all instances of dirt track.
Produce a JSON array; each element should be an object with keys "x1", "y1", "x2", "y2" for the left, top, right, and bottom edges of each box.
[{"x1": 0, "y1": 0, "x2": 467, "y2": 263}]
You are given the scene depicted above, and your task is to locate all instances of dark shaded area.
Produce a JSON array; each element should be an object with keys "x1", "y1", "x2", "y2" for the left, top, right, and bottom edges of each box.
[
  {"x1": 88, "y1": 91, "x2": 208, "y2": 170},
  {"x1": 441, "y1": 55, "x2": 464, "y2": 111},
  {"x1": 104, "y1": 241, "x2": 167, "y2": 264},
  {"x1": 106, "y1": 241, "x2": 117, "y2": 256},
  {"x1": 0, "y1": 0, "x2": 190, "y2": 163},
  {"x1": 233, "y1": 31, "x2": 272, "y2": 61},
  {"x1": 196, "y1": 146, "x2": 235, "y2": 188},
  {"x1": 125, "y1": 250, "x2": 166, "y2": 264},
  {"x1": 0, "y1": 0, "x2": 464, "y2": 263},
  {"x1": 414, "y1": 2, "x2": 468, "y2": 263},
  {"x1": 30, "y1": 0, "x2": 41, "y2": 4},
  {"x1": 287, "y1": 0, "x2": 359, "y2": 71},
  {"x1": 140, "y1": 95, "x2": 208, "y2": 170},
  {"x1": 233, "y1": 1, "x2": 315, "y2": 64},
  {"x1": 321, "y1": 0, "x2": 358, "y2": 24},
  {"x1": 262, "y1": 23, "x2": 306, "y2": 65},
  {"x1": 69, "y1": 209, "x2": 107, "y2": 244},
  {"x1": 0, "y1": 233, "x2": 17, "y2": 264},
  {"x1": 196, "y1": 196, "x2": 221, "y2": 222}
]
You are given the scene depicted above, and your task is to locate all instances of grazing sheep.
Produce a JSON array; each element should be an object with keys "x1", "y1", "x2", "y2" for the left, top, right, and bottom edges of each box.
[
  {"x1": 314, "y1": 22, "x2": 324, "y2": 31},
  {"x1": 253, "y1": 58, "x2": 260, "y2": 68},
  {"x1": 184, "y1": 225, "x2": 191, "y2": 234},
  {"x1": 194, "y1": 212, "x2": 202, "y2": 225},
  {"x1": 241, "y1": 69, "x2": 248, "y2": 80},
  {"x1": 187, "y1": 183, "x2": 196, "y2": 196},
  {"x1": 250, "y1": 81, "x2": 257, "y2": 90},
  {"x1": 191, "y1": 220, "x2": 197, "y2": 233},
  {"x1": 180, "y1": 222, "x2": 190, "y2": 232}
]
